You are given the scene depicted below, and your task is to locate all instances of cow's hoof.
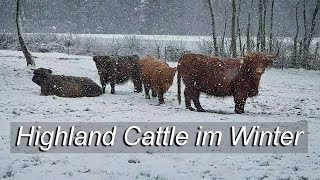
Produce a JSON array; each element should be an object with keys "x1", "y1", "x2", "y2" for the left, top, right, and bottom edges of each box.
[
  {"x1": 145, "y1": 95, "x2": 151, "y2": 99},
  {"x1": 235, "y1": 110, "x2": 244, "y2": 114},
  {"x1": 186, "y1": 106, "x2": 195, "y2": 111},
  {"x1": 111, "y1": 91, "x2": 115, "y2": 94},
  {"x1": 159, "y1": 101, "x2": 165, "y2": 105},
  {"x1": 197, "y1": 108, "x2": 206, "y2": 112}
]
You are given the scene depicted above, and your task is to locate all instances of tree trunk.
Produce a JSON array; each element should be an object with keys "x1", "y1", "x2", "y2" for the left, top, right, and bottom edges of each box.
[
  {"x1": 16, "y1": 0, "x2": 35, "y2": 66},
  {"x1": 257, "y1": 0, "x2": 263, "y2": 52},
  {"x1": 313, "y1": 42, "x2": 319, "y2": 69},
  {"x1": 221, "y1": 2, "x2": 227, "y2": 56},
  {"x1": 246, "y1": 0, "x2": 254, "y2": 53},
  {"x1": 293, "y1": 0, "x2": 301, "y2": 68},
  {"x1": 207, "y1": 0, "x2": 219, "y2": 56},
  {"x1": 298, "y1": 40, "x2": 303, "y2": 60},
  {"x1": 261, "y1": 0, "x2": 268, "y2": 52},
  {"x1": 315, "y1": 42, "x2": 320, "y2": 60},
  {"x1": 302, "y1": 0, "x2": 320, "y2": 69},
  {"x1": 237, "y1": 0, "x2": 243, "y2": 55},
  {"x1": 301, "y1": 0, "x2": 308, "y2": 68},
  {"x1": 231, "y1": 0, "x2": 237, "y2": 57},
  {"x1": 269, "y1": 0, "x2": 275, "y2": 52}
]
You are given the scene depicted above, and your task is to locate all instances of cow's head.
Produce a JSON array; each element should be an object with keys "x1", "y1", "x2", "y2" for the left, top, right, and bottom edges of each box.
[
  {"x1": 32, "y1": 68, "x2": 52, "y2": 86},
  {"x1": 245, "y1": 52, "x2": 278, "y2": 78},
  {"x1": 164, "y1": 67, "x2": 177, "y2": 91},
  {"x1": 93, "y1": 56, "x2": 113, "y2": 74}
]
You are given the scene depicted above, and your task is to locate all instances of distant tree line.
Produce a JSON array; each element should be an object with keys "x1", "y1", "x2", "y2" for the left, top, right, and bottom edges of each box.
[
  {"x1": 1, "y1": 0, "x2": 320, "y2": 69},
  {"x1": 206, "y1": 0, "x2": 320, "y2": 69}
]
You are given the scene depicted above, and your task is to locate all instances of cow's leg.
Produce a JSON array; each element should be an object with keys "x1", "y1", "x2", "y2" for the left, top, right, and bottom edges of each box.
[
  {"x1": 134, "y1": 83, "x2": 142, "y2": 93},
  {"x1": 133, "y1": 76, "x2": 143, "y2": 93},
  {"x1": 135, "y1": 80, "x2": 143, "y2": 93},
  {"x1": 184, "y1": 87, "x2": 195, "y2": 111},
  {"x1": 158, "y1": 91, "x2": 165, "y2": 104},
  {"x1": 144, "y1": 83, "x2": 151, "y2": 99},
  {"x1": 110, "y1": 71, "x2": 116, "y2": 94},
  {"x1": 234, "y1": 101, "x2": 245, "y2": 114},
  {"x1": 151, "y1": 89, "x2": 157, "y2": 97},
  {"x1": 100, "y1": 76, "x2": 106, "y2": 93},
  {"x1": 192, "y1": 89, "x2": 205, "y2": 112},
  {"x1": 132, "y1": 65, "x2": 143, "y2": 93},
  {"x1": 110, "y1": 81, "x2": 115, "y2": 94},
  {"x1": 234, "y1": 94, "x2": 247, "y2": 114}
]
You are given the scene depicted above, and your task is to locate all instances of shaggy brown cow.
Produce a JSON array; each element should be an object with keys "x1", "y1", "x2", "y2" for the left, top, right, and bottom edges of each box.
[
  {"x1": 139, "y1": 56, "x2": 176, "y2": 104},
  {"x1": 177, "y1": 52, "x2": 278, "y2": 114},
  {"x1": 32, "y1": 68, "x2": 102, "y2": 97},
  {"x1": 93, "y1": 55, "x2": 142, "y2": 94}
]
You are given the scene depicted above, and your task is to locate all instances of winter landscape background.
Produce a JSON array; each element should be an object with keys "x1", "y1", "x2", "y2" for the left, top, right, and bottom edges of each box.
[
  {"x1": 1, "y1": 0, "x2": 320, "y2": 36},
  {"x1": 1, "y1": 0, "x2": 320, "y2": 179},
  {"x1": 0, "y1": 50, "x2": 320, "y2": 179}
]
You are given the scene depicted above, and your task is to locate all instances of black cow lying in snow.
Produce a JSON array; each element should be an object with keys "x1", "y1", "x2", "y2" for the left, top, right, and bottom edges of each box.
[{"x1": 32, "y1": 68, "x2": 102, "y2": 97}]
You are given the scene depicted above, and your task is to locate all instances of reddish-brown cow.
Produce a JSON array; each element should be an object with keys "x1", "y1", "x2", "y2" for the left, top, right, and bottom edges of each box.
[
  {"x1": 139, "y1": 56, "x2": 176, "y2": 104},
  {"x1": 177, "y1": 52, "x2": 278, "y2": 114}
]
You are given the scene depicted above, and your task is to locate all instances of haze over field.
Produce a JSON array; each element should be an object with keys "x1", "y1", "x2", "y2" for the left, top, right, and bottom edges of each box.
[{"x1": 1, "y1": 0, "x2": 319, "y2": 36}]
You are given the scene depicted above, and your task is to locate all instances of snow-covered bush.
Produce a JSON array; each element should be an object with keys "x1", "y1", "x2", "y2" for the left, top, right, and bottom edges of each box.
[
  {"x1": 120, "y1": 36, "x2": 145, "y2": 55},
  {"x1": 198, "y1": 39, "x2": 215, "y2": 56},
  {"x1": 164, "y1": 41, "x2": 190, "y2": 62},
  {"x1": 0, "y1": 33, "x2": 17, "y2": 50},
  {"x1": 0, "y1": 33, "x2": 319, "y2": 69}
]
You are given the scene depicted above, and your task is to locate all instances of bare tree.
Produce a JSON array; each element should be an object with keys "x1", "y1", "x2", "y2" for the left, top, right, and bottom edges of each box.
[
  {"x1": 236, "y1": 0, "x2": 243, "y2": 55},
  {"x1": 207, "y1": 0, "x2": 219, "y2": 56},
  {"x1": 16, "y1": 0, "x2": 35, "y2": 66},
  {"x1": 314, "y1": 42, "x2": 320, "y2": 64},
  {"x1": 269, "y1": 0, "x2": 275, "y2": 52},
  {"x1": 301, "y1": 0, "x2": 320, "y2": 69},
  {"x1": 261, "y1": 0, "x2": 268, "y2": 52},
  {"x1": 293, "y1": 0, "x2": 301, "y2": 67},
  {"x1": 221, "y1": 1, "x2": 228, "y2": 56},
  {"x1": 301, "y1": 0, "x2": 308, "y2": 68},
  {"x1": 246, "y1": 0, "x2": 254, "y2": 53},
  {"x1": 231, "y1": 0, "x2": 237, "y2": 57},
  {"x1": 257, "y1": 0, "x2": 263, "y2": 52}
]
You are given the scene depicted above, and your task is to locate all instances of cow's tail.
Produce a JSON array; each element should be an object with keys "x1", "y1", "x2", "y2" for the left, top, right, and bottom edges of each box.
[{"x1": 177, "y1": 65, "x2": 181, "y2": 105}]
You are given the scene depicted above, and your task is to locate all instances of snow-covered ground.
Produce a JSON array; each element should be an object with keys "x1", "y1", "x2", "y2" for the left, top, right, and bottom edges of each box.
[{"x1": 0, "y1": 50, "x2": 320, "y2": 179}]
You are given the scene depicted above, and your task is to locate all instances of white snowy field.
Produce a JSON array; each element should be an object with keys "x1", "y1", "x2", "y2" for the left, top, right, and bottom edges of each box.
[{"x1": 0, "y1": 50, "x2": 320, "y2": 179}]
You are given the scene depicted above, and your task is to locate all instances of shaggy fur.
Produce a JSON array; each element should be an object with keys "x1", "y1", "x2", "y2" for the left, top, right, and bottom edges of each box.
[
  {"x1": 139, "y1": 56, "x2": 176, "y2": 104},
  {"x1": 32, "y1": 68, "x2": 102, "y2": 97},
  {"x1": 93, "y1": 55, "x2": 142, "y2": 94},
  {"x1": 177, "y1": 53, "x2": 276, "y2": 114}
]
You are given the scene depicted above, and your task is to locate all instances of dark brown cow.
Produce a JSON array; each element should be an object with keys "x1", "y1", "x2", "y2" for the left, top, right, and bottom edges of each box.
[
  {"x1": 32, "y1": 68, "x2": 102, "y2": 97},
  {"x1": 139, "y1": 56, "x2": 176, "y2": 104},
  {"x1": 177, "y1": 52, "x2": 278, "y2": 114},
  {"x1": 93, "y1": 55, "x2": 142, "y2": 94}
]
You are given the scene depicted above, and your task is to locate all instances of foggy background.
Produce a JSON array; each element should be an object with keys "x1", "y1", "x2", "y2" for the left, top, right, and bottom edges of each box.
[{"x1": 1, "y1": 0, "x2": 319, "y2": 37}]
